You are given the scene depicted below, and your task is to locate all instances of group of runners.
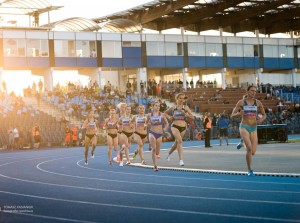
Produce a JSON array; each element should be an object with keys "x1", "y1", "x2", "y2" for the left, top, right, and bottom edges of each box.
[{"x1": 81, "y1": 86, "x2": 266, "y2": 176}]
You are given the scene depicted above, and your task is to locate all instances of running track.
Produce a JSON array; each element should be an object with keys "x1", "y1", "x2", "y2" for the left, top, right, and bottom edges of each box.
[{"x1": 0, "y1": 141, "x2": 299, "y2": 223}]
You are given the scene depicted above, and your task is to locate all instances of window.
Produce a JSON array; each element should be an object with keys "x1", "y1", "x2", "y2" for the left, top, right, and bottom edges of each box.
[
  {"x1": 54, "y1": 40, "x2": 75, "y2": 57},
  {"x1": 188, "y1": 43, "x2": 205, "y2": 56},
  {"x1": 26, "y1": 39, "x2": 49, "y2": 57},
  {"x1": 122, "y1": 41, "x2": 141, "y2": 47},
  {"x1": 279, "y1": 45, "x2": 294, "y2": 58},
  {"x1": 146, "y1": 42, "x2": 165, "y2": 56},
  {"x1": 263, "y1": 45, "x2": 278, "y2": 58},
  {"x1": 227, "y1": 44, "x2": 243, "y2": 57},
  {"x1": 165, "y1": 42, "x2": 183, "y2": 56},
  {"x1": 75, "y1": 40, "x2": 96, "y2": 57},
  {"x1": 4, "y1": 39, "x2": 26, "y2": 57},
  {"x1": 206, "y1": 43, "x2": 222, "y2": 56},
  {"x1": 102, "y1": 41, "x2": 122, "y2": 58}
]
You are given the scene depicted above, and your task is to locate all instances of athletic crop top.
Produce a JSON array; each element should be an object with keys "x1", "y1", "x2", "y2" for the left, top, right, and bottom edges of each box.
[
  {"x1": 243, "y1": 99, "x2": 257, "y2": 117},
  {"x1": 172, "y1": 106, "x2": 185, "y2": 120},
  {"x1": 87, "y1": 120, "x2": 97, "y2": 130},
  {"x1": 150, "y1": 112, "x2": 163, "y2": 126},
  {"x1": 135, "y1": 116, "x2": 146, "y2": 127},
  {"x1": 107, "y1": 119, "x2": 118, "y2": 130},
  {"x1": 121, "y1": 116, "x2": 132, "y2": 127}
]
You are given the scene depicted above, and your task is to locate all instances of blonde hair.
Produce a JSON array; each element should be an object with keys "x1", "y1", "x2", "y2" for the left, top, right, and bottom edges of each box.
[{"x1": 175, "y1": 93, "x2": 185, "y2": 100}]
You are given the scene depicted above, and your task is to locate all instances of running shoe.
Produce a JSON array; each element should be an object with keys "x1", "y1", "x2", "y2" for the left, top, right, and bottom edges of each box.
[
  {"x1": 248, "y1": 170, "x2": 255, "y2": 177},
  {"x1": 126, "y1": 161, "x2": 131, "y2": 165},
  {"x1": 179, "y1": 160, "x2": 184, "y2": 166},
  {"x1": 153, "y1": 165, "x2": 158, "y2": 171},
  {"x1": 237, "y1": 142, "x2": 243, "y2": 150},
  {"x1": 91, "y1": 152, "x2": 94, "y2": 158},
  {"x1": 141, "y1": 159, "x2": 146, "y2": 165},
  {"x1": 84, "y1": 161, "x2": 88, "y2": 165},
  {"x1": 119, "y1": 161, "x2": 123, "y2": 167},
  {"x1": 166, "y1": 155, "x2": 170, "y2": 162},
  {"x1": 132, "y1": 150, "x2": 138, "y2": 159}
]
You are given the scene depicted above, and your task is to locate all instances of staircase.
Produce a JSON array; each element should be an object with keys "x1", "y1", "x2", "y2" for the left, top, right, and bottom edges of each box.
[{"x1": 22, "y1": 96, "x2": 81, "y2": 126}]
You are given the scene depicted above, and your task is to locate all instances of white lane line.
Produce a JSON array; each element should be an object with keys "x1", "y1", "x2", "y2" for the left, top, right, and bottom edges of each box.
[
  {"x1": 0, "y1": 173, "x2": 299, "y2": 206},
  {"x1": 1, "y1": 211, "x2": 98, "y2": 223},
  {"x1": 0, "y1": 190, "x2": 299, "y2": 223},
  {"x1": 34, "y1": 159, "x2": 300, "y2": 194}
]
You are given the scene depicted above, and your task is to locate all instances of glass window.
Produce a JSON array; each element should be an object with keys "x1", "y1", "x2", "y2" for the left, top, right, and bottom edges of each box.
[
  {"x1": 3, "y1": 39, "x2": 26, "y2": 57},
  {"x1": 243, "y1": 44, "x2": 258, "y2": 57},
  {"x1": 263, "y1": 45, "x2": 278, "y2": 58},
  {"x1": 206, "y1": 43, "x2": 222, "y2": 56},
  {"x1": 75, "y1": 40, "x2": 96, "y2": 57},
  {"x1": 26, "y1": 39, "x2": 49, "y2": 57},
  {"x1": 165, "y1": 42, "x2": 183, "y2": 56},
  {"x1": 279, "y1": 45, "x2": 294, "y2": 58},
  {"x1": 54, "y1": 40, "x2": 75, "y2": 57},
  {"x1": 227, "y1": 44, "x2": 243, "y2": 57},
  {"x1": 146, "y1": 42, "x2": 165, "y2": 56},
  {"x1": 122, "y1": 41, "x2": 141, "y2": 47},
  {"x1": 102, "y1": 41, "x2": 122, "y2": 58},
  {"x1": 188, "y1": 43, "x2": 205, "y2": 56}
]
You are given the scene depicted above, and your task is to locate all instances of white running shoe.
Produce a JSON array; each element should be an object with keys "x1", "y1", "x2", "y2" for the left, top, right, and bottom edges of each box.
[
  {"x1": 84, "y1": 161, "x2": 88, "y2": 165},
  {"x1": 119, "y1": 161, "x2": 123, "y2": 167},
  {"x1": 91, "y1": 152, "x2": 94, "y2": 158},
  {"x1": 179, "y1": 160, "x2": 184, "y2": 166}
]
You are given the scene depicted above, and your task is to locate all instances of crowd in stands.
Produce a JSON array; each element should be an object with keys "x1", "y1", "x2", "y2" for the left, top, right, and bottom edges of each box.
[{"x1": 1, "y1": 79, "x2": 300, "y2": 149}]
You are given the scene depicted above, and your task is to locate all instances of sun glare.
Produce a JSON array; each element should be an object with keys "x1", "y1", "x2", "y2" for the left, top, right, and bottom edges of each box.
[{"x1": 2, "y1": 70, "x2": 90, "y2": 97}]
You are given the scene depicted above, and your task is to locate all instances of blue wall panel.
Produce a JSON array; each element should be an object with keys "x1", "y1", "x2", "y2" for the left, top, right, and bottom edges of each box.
[
  {"x1": 55, "y1": 58, "x2": 76, "y2": 67},
  {"x1": 122, "y1": 47, "x2": 142, "y2": 58},
  {"x1": 147, "y1": 56, "x2": 165, "y2": 67},
  {"x1": 102, "y1": 58, "x2": 123, "y2": 67},
  {"x1": 165, "y1": 56, "x2": 184, "y2": 68},
  {"x1": 263, "y1": 58, "x2": 279, "y2": 68},
  {"x1": 188, "y1": 56, "x2": 206, "y2": 67},
  {"x1": 123, "y1": 58, "x2": 142, "y2": 67},
  {"x1": 77, "y1": 58, "x2": 97, "y2": 67},
  {"x1": 4, "y1": 57, "x2": 27, "y2": 67},
  {"x1": 227, "y1": 57, "x2": 244, "y2": 68},
  {"x1": 279, "y1": 58, "x2": 294, "y2": 69},
  {"x1": 244, "y1": 57, "x2": 260, "y2": 68},
  {"x1": 206, "y1": 57, "x2": 223, "y2": 68},
  {"x1": 27, "y1": 58, "x2": 49, "y2": 67}
]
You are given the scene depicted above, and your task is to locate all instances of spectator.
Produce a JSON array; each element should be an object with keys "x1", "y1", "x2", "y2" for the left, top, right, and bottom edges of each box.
[{"x1": 217, "y1": 114, "x2": 229, "y2": 146}]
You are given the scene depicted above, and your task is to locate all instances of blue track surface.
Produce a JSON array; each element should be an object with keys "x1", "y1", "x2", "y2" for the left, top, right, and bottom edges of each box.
[{"x1": 0, "y1": 140, "x2": 299, "y2": 223}]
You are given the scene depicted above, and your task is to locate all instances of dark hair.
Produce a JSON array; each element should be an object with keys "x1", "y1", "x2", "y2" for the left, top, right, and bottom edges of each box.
[{"x1": 247, "y1": 85, "x2": 256, "y2": 91}]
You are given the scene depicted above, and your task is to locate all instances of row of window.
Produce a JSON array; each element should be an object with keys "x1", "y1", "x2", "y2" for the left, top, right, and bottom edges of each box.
[{"x1": 2, "y1": 38, "x2": 298, "y2": 58}]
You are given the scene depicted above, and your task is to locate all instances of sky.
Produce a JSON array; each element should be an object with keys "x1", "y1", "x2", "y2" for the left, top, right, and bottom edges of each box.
[
  {"x1": 40, "y1": 0, "x2": 153, "y2": 25},
  {"x1": 0, "y1": 0, "x2": 152, "y2": 26}
]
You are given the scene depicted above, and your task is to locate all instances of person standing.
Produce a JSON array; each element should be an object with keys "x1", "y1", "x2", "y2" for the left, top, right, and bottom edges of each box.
[
  {"x1": 82, "y1": 110, "x2": 99, "y2": 165},
  {"x1": 165, "y1": 93, "x2": 194, "y2": 166},
  {"x1": 203, "y1": 112, "x2": 212, "y2": 148},
  {"x1": 32, "y1": 124, "x2": 41, "y2": 149},
  {"x1": 231, "y1": 86, "x2": 266, "y2": 176},
  {"x1": 216, "y1": 113, "x2": 229, "y2": 146}
]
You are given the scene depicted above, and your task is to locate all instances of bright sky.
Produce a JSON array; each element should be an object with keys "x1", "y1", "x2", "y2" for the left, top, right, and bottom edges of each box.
[{"x1": 43, "y1": 0, "x2": 153, "y2": 24}]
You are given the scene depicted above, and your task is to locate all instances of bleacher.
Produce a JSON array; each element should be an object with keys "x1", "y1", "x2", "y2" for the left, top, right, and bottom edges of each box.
[{"x1": 163, "y1": 87, "x2": 279, "y2": 114}]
